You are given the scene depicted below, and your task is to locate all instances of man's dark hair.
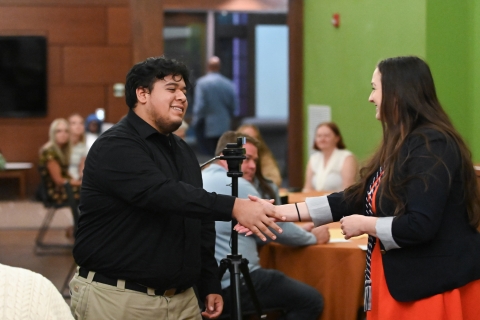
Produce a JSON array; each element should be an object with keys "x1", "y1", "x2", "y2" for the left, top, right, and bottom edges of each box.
[{"x1": 125, "y1": 56, "x2": 191, "y2": 109}]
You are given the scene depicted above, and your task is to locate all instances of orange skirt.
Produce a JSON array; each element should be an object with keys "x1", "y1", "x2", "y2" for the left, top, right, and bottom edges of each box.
[{"x1": 367, "y1": 240, "x2": 480, "y2": 320}]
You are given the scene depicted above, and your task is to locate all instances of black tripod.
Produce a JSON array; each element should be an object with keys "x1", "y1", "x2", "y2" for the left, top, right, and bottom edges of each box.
[{"x1": 201, "y1": 137, "x2": 265, "y2": 320}]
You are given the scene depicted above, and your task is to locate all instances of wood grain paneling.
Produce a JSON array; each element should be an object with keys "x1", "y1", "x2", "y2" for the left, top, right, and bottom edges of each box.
[
  {"x1": 108, "y1": 7, "x2": 131, "y2": 45},
  {"x1": 48, "y1": 46, "x2": 63, "y2": 86},
  {"x1": 130, "y1": 0, "x2": 164, "y2": 63},
  {"x1": 106, "y1": 86, "x2": 129, "y2": 123},
  {"x1": 0, "y1": 8, "x2": 106, "y2": 45},
  {"x1": 49, "y1": 86, "x2": 107, "y2": 119},
  {"x1": 63, "y1": 46, "x2": 131, "y2": 84}
]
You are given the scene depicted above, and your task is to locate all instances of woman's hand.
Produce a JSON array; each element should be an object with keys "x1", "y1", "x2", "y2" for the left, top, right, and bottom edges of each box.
[{"x1": 340, "y1": 215, "x2": 377, "y2": 239}]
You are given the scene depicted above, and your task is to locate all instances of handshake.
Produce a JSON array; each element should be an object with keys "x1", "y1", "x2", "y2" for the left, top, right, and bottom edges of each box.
[{"x1": 231, "y1": 195, "x2": 329, "y2": 244}]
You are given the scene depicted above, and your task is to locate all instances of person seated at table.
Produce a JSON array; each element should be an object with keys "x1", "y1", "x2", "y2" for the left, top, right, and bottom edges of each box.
[
  {"x1": 302, "y1": 122, "x2": 357, "y2": 192},
  {"x1": 237, "y1": 123, "x2": 282, "y2": 187},
  {"x1": 39, "y1": 118, "x2": 81, "y2": 233},
  {"x1": 68, "y1": 113, "x2": 88, "y2": 181},
  {"x1": 202, "y1": 131, "x2": 327, "y2": 319}
]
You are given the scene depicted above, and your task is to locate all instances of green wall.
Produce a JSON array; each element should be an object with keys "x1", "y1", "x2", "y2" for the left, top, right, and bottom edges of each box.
[
  {"x1": 425, "y1": 0, "x2": 477, "y2": 159},
  {"x1": 472, "y1": 0, "x2": 480, "y2": 162},
  {"x1": 303, "y1": 0, "x2": 480, "y2": 167},
  {"x1": 303, "y1": 0, "x2": 426, "y2": 165}
]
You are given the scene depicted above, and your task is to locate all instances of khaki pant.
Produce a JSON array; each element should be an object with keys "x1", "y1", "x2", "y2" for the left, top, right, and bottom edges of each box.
[{"x1": 69, "y1": 268, "x2": 202, "y2": 320}]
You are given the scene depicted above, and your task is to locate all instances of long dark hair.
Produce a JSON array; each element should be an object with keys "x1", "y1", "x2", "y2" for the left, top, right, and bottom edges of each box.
[{"x1": 345, "y1": 56, "x2": 480, "y2": 228}]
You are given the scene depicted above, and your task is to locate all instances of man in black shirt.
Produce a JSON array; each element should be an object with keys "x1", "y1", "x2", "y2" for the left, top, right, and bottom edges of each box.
[{"x1": 70, "y1": 56, "x2": 284, "y2": 320}]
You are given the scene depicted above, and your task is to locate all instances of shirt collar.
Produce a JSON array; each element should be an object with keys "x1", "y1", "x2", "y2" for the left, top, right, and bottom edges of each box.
[{"x1": 126, "y1": 109, "x2": 165, "y2": 140}]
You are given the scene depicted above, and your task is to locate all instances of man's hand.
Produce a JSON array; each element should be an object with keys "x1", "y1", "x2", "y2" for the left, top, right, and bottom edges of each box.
[
  {"x1": 311, "y1": 225, "x2": 330, "y2": 244},
  {"x1": 201, "y1": 294, "x2": 223, "y2": 319},
  {"x1": 301, "y1": 222, "x2": 314, "y2": 232},
  {"x1": 232, "y1": 196, "x2": 285, "y2": 241}
]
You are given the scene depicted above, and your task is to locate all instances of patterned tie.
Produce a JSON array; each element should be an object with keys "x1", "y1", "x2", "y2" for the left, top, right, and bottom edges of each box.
[{"x1": 364, "y1": 167, "x2": 384, "y2": 311}]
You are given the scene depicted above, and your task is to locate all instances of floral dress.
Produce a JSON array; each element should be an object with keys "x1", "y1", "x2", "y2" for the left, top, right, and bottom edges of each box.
[{"x1": 39, "y1": 146, "x2": 80, "y2": 204}]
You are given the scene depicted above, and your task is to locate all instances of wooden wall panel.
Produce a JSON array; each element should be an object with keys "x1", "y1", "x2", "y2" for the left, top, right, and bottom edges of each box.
[
  {"x1": 130, "y1": 0, "x2": 164, "y2": 63},
  {"x1": 48, "y1": 46, "x2": 63, "y2": 86},
  {"x1": 49, "y1": 86, "x2": 107, "y2": 119},
  {"x1": 0, "y1": 8, "x2": 107, "y2": 45},
  {"x1": 106, "y1": 86, "x2": 129, "y2": 123},
  {"x1": 63, "y1": 46, "x2": 132, "y2": 84},
  {"x1": 108, "y1": 7, "x2": 131, "y2": 45}
]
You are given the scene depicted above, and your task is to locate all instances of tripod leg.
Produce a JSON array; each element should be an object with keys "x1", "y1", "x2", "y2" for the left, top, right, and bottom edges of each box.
[
  {"x1": 220, "y1": 258, "x2": 243, "y2": 320},
  {"x1": 239, "y1": 259, "x2": 265, "y2": 318},
  {"x1": 230, "y1": 260, "x2": 243, "y2": 320}
]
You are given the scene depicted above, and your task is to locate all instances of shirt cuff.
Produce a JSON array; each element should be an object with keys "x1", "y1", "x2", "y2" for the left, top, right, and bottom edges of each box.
[
  {"x1": 375, "y1": 217, "x2": 400, "y2": 250},
  {"x1": 305, "y1": 196, "x2": 333, "y2": 227}
]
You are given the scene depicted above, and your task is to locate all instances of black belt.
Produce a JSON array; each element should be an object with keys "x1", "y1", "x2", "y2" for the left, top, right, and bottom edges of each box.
[{"x1": 78, "y1": 267, "x2": 186, "y2": 296}]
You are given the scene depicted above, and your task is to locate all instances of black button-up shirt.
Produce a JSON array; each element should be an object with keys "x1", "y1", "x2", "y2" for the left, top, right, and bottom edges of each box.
[{"x1": 73, "y1": 110, "x2": 234, "y2": 298}]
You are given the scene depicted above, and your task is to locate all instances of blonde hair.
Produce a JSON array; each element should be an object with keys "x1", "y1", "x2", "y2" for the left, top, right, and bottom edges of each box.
[{"x1": 40, "y1": 118, "x2": 71, "y2": 166}]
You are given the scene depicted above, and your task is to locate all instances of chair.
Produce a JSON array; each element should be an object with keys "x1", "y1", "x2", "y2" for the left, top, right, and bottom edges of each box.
[{"x1": 34, "y1": 166, "x2": 79, "y2": 255}]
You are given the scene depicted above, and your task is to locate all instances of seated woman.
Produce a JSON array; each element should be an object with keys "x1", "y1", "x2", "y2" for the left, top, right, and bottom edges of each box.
[
  {"x1": 39, "y1": 118, "x2": 81, "y2": 230},
  {"x1": 303, "y1": 122, "x2": 357, "y2": 192},
  {"x1": 68, "y1": 113, "x2": 87, "y2": 181},
  {"x1": 237, "y1": 124, "x2": 283, "y2": 187}
]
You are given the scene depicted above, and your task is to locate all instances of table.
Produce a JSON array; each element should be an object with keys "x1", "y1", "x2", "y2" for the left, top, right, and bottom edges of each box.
[
  {"x1": 0, "y1": 162, "x2": 33, "y2": 199},
  {"x1": 286, "y1": 190, "x2": 329, "y2": 203},
  {"x1": 258, "y1": 222, "x2": 367, "y2": 320}
]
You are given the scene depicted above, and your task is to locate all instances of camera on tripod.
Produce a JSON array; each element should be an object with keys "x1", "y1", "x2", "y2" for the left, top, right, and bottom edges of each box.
[
  {"x1": 220, "y1": 137, "x2": 246, "y2": 177},
  {"x1": 199, "y1": 135, "x2": 266, "y2": 319}
]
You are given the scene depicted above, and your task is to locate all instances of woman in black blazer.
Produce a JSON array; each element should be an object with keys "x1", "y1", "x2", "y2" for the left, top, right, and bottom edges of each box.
[{"x1": 239, "y1": 56, "x2": 480, "y2": 319}]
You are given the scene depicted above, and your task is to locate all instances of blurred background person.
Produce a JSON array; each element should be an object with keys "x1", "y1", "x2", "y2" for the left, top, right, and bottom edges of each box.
[
  {"x1": 303, "y1": 122, "x2": 357, "y2": 192},
  {"x1": 237, "y1": 123, "x2": 282, "y2": 188},
  {"x1": 39, "y1": 118, "x2": 81, "y2": 237},
  {"x1": 174, "y1": 120, "x2": 189, "y2": 141},
  {"x1": 68, "y1": 113, "x2": 87, "y2": 181},
  {"x1": 192, "y1": 56, "x2": 238, "y2": 156},
  {"x1": 85, "y1": 113, "x2": 102, "y2": 151},
  {"x1": 0, "y1": 263, "x2": 74, "y2": 319}
]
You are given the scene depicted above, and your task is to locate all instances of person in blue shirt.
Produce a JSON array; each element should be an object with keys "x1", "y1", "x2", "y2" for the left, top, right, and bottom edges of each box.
[
  {"x1": 192, "y1": 56, "x2": 238, "y2": 155},
  {"x1": 202, "y1": 131, "x2": 327, "y2": 319}
]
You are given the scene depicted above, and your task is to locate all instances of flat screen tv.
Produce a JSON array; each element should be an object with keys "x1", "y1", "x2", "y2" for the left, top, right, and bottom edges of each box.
[{"x1": 0, "y1": 36, "x2": 47, "y2": 117}]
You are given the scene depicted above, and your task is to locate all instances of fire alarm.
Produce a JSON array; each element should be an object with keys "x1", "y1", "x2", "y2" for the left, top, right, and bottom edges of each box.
[{"x1": 332, "y1": 13, "x2": 340, "y2": 28}]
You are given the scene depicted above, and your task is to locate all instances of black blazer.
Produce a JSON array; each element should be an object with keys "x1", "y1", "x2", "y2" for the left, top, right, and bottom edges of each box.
[{"x1": 327, "y1": 128, "x2": 480, "y2": 302}]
